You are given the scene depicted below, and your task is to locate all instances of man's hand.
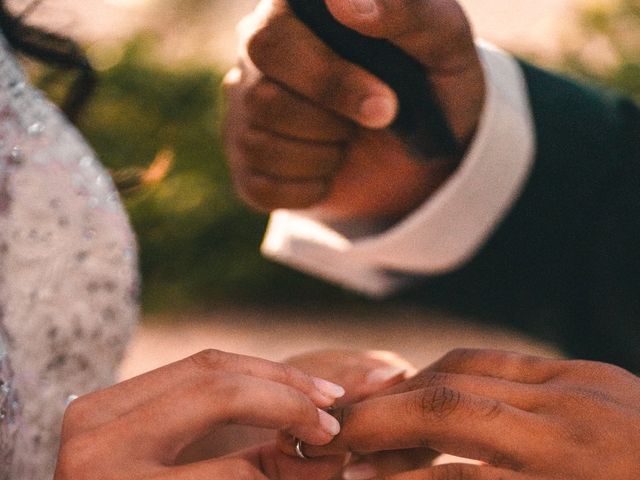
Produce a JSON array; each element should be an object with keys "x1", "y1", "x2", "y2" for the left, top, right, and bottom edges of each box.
[
  {"x1": 223, "y1": 0, "x2": 485, "y2": 223},
  {"x1": 55, "y1": 349, "x2": 347, "y2": 480},
  {"x1": 284, "y1": 349, "x2": 640, "y2": 479}
]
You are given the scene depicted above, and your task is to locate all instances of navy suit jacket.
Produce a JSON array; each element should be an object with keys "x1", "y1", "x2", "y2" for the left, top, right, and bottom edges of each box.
[{"x1": 399, "y1": 63, "x2": 640, "y2": 372}]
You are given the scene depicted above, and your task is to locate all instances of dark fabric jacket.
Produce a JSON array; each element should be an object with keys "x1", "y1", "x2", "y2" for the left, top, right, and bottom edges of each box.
[{"x1": 399, "y1": 63, "x2": 640, "y2": 373}]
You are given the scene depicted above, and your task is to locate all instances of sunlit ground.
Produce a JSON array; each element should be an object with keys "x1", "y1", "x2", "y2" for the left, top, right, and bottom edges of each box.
[{"x1": 120, "y1": 305, "x2": 561, "y2": 380}]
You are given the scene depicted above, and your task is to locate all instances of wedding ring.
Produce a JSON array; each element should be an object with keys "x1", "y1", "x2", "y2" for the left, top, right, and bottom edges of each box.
[{"x1": 295, "y1": 438, "x2": 309, "y2": 460}]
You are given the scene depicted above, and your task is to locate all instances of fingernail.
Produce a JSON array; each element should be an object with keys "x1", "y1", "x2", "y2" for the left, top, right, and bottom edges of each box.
[
  {"x1": 359, "y1": 95, "x2": 397, "y2": 129},
  {"x1": 349, "y1": 0, "x2": 378, "y2": 15},
  {"x1": 366, "y1": 366, "x2": 406, "y2": 384},
  {"x1": 314, "y1": 378, "x2": 346, "y2": 399},
  {"x1": 343, "y1": 462, "x2": 378, "y2": 480},
  {"x1": 318, "y1": 408, "x2": 341, "y2": 436}
]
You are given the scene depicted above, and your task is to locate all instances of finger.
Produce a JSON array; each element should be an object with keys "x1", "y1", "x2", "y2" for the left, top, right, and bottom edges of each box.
[
  {"x1": 224, "y1": 66, "x2": 338, "y2": 210},
  {"x1": 104, "y1": 372, "x2": 342, "y2": 462},
  {"x1": 238, "y1": 126, "x2": 344, "y2": 180},
  {"x1": 249, "y1": 443, "x2": 345, "y2": 480},
  {"x1": 280, "y1": 387, "x2": 541, "y2": 467},
  {"x1": 385, "y1": 463, "x2": 529, "y2": 480},
  {"x1": 233, "y1": 169, "x2": 332, "y2": 211},
  {"x1": 428, "y1": 349, "x2": 562, "y2": 384},
  {"x1": 378, "y1": 370, "x2": 546, "y2": 412},
  {"x1": 65, "y1": 350, "x2": 344, "y2": 436},
  {"x1": 244, "y1": 76, "x2": 356, "y2": 143},
  {"x1": 343, "y1": 449, "x2": 439, "y2": 480},
  {"x1": 324, "y1": 0, "x2": 477, "y2": 72},
  {"x1": 286, "y1": 349, "x2": 414, "y2": 405},
  {"x1": 323, "y1": 0, "x2": 485, "y2": 141},
  {"x1": 245, "y1": 10, "x2": 398, "y2": 129},
  {"x1": 154, "y1": 457, "x2": 268, "y2": 480}
]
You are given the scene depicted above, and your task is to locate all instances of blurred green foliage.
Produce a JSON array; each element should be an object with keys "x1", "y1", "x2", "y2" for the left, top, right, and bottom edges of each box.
[
  {"x1": 72, "y1": 38, "x2": 360, "y2": 311},
  {"x1": 561, "y1": 0, "x2": 640, "y2": 99},
  {"x1": 38, "y1": 0, "x2": 639, "y2": 312}
]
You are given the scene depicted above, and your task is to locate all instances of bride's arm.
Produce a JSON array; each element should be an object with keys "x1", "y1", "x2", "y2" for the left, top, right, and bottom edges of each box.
[{"x1": 54, "y1": 350, "x2": 346, "y2": 480}]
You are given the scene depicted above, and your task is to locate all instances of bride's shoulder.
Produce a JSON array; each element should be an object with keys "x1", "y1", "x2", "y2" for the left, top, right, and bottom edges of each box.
[{"x1": 0, "y1": 31, "x2": 139, "y2": 478}]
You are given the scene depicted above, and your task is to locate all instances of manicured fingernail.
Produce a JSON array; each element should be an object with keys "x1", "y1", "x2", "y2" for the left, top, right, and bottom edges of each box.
[
  {"x1": 314, "y1": 378, "x2": 346, "y2": 399},
  {"x1": 349, "y1": 0, "x2": 378, "y2": 15},
  {"x1": 366, "y1": 366, "x2": 406, "y2": 384},
  {"x1": 343, "y1": 462, "x2": 378, "y2": 480},
  {"x1": 318, "y1": 408, "x2": 341, "y2": 436},
  {"x1": 359, "y1": 95, "x2": 397, "y2": 129}
]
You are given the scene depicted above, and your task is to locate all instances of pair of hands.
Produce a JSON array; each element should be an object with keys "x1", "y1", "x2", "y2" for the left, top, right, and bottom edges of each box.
[{"x1": 54, "y1": 348, "x2": 640, "y2": 480}]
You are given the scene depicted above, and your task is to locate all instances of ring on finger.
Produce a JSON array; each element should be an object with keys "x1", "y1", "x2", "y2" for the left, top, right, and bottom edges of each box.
[{"x1": 295, "y1": 438, "x2": 309, "y2": 460}]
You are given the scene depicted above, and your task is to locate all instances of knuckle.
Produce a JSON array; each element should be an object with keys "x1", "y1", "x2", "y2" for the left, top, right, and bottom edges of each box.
[
  {"x1": 244, "y1": 174, "x2": 328, "y2": 210},
  {"x1": 242, "y1": 174, "x2": 280, "y2": 210},
  {"x1": 422, "y1": 372, "x2": 450, "y2": 389},
  {"x1": 439, "y1": 348, "x2": 481, "y2": 370},
  {"x1": 315, "y1": 64, "x2": 356, "y2": 109},
  {"x1": 517, "y1": 353, "x2": 547, "y2": 372},
  {"x1": 238, "y1": 128, "x2": 269, "y2": 159},
  {"x1": 274, "y1": 362, "x2": 307, "y2": 389},
  {"x1": 246, "y1": 24, "x2": 275, "y2": 68},
  {"x1": 416, "y1": 386, "x2": 462, "y2": 421},
  {"x1": 188, "y1": 349, "x2": 230, "y2": 372},
  {"x1": 480, "y1": 398, "x2": 504, "y2": 421},
  {"x1": 61, "y1": 396, "x2": 93, "y2": 437},
  {"x1": 244, "y1": 79, "x2": 282, "y2": 117},
  {"x1": 563, "y1": 421, "x2": 596, "y2": 447}
]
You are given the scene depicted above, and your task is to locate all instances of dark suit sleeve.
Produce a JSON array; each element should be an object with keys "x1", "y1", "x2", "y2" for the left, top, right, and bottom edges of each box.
[{"x1": 399, "y1": 62, "x2": 640, "y2": 372}]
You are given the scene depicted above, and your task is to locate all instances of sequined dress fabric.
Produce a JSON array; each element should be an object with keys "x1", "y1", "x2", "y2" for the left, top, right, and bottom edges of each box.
[{"x1": 0, "y1": 31, "x2": 139, "y2": 478}]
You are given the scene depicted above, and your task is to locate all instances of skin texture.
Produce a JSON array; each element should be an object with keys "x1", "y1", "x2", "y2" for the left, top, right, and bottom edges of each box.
[
  {"x1": 223, "y1": 0, "x2": 485, "y2": 223},
  {"x1": 179, "y1": 349, "x2": 436, "y2": 479},
  {"x1": 281, "y1": 349, "x2": 640, "y2": 479},
  {"x1": 53, "y1": 350, "x2": 346, "y2": 480},
  {"x1": 286, "y1": 350, "x2": 439, "y2": 479}
]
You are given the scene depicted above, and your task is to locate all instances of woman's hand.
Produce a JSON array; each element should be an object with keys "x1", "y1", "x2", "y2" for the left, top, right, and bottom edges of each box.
[
  {"x1": 54, "y1": 349, "x2": 347, "y2": 480},
  {"x1": 285, "y1": 349, "x2": 640, "y2": 479}
]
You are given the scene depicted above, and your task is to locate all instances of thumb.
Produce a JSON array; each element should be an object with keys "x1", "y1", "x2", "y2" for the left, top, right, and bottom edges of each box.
[
  {"x1": 323, "y1": 0, "x2": 477, "y2": 72},
  {"x1": 324, "y1": 0, "x2": 485, "y2": 145}
]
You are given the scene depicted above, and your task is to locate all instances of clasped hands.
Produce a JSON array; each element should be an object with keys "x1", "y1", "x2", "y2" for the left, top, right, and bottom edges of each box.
[
  {"x1": 281, "y1": 349, "x2": 640, "y2": 479},
  {"x1": 54, "y1": 348, "x2": 640, "y2": 480}
]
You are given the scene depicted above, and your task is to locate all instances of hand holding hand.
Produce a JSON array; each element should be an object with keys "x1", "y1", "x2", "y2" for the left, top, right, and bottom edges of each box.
[
  {"x1": 223, "y1": 0, "x2": 485, "y2": 223},
  {"x1": 285, "y1": 349, "x2": 438, "y2": 479},
  {"x1": 54, "y1": 350, "x2": 346, "y2": 480},
  {"x1": 286, "y1": 349, "x2": 640, "y2": 479}
]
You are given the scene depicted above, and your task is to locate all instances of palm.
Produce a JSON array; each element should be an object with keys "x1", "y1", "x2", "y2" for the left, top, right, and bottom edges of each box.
[{"x1": 314, "y1": 129, "x2": 456, "y2": 223}]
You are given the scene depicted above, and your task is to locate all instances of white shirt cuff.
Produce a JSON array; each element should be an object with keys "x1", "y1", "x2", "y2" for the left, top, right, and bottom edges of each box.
[{"x1": 261, "y1": 43, "x2": 535, "y2": 297}]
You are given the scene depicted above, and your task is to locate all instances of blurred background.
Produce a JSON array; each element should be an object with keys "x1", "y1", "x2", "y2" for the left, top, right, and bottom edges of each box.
[{"x1": 8, "y1": 0, "x2": 639, "y2": 375}]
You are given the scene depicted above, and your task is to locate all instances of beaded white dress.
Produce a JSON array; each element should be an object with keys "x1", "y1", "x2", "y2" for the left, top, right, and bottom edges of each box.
[{"x1": 0, "y1": 30, "x2": 139, "y2": 478}]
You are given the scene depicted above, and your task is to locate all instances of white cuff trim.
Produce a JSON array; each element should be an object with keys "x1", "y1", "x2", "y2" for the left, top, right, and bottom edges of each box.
[
  {"x1": 262, "y1": 43, "x2": 535, "y2": 295},
  {"x1": 347, "y1": 42, "x2": 535, "y2": 273}
]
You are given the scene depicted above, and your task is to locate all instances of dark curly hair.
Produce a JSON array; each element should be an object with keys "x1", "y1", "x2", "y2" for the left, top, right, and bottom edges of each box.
[{"x1": 0, "y1": 0, "x2": 96, "y2": 122}]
